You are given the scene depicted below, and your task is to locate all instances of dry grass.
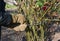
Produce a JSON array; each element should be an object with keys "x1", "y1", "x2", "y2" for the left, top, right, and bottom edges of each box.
[{"x1": 7, "y1": 0, "x2": 60, "y2": 41}]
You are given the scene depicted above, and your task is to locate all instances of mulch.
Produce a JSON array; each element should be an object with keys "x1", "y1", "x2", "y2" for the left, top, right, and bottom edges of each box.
[{"x1": 1, "y1": 26, "x2": 27, "y2": 41}]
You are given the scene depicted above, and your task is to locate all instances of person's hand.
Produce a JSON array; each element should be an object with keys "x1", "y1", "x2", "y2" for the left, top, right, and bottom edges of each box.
[{"x1": 13, "y1": 23, "x2": 27, "y2": 31}]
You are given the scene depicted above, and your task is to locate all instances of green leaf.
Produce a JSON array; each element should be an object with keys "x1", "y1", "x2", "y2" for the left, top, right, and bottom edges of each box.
[{"x1": 36, "y1": 1, "x2": 43, "y2": 7}]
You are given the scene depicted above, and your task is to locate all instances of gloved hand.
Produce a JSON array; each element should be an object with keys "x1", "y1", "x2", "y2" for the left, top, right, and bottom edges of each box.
[
  {"x1": 11, "y1": 14, "x2": 26, "y2": 24},
  {"x1": 13, "y1": 23, "x2": 27, "y2": 31}
]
